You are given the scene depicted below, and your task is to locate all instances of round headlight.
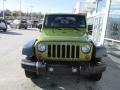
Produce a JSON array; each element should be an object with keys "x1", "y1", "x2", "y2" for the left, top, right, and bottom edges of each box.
[
  {"x1": 81, "y1": 45, "x2": 91, "y2": 53},
  {"x1": 38, "y1": 44, "x2": 46, "y2": 52}
]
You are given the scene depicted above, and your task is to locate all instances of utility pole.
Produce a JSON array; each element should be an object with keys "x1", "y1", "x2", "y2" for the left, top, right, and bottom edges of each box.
[
  {"x1": 27, "y1": 8, "x2": 29, "y2": 20},
  {"x1": 30, "y1": 5, "x2": 33, "y2": 28},
  {"x1": 30, "y1": 5, "x2": 33, "y2": 21},
  {"x1": 19, "y1": 0, "x2": 21, "y2": 20},
  {"x1": 2, "y1": 0, "x2": 6, "y2": 19}
]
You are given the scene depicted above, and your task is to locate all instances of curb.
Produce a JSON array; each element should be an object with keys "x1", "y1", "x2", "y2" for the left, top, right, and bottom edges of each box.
[{"x1": 107, "y1": 51, "x2": 120, "y2": 58}]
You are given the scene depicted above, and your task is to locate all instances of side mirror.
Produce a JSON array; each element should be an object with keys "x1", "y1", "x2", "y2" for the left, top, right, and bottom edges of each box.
[
  {"x1": 38, "y1": 24, "x2": 42, "y2": 30},
  {"x1": 88, "y1": 25, "x2": 93, "y2": 35}
]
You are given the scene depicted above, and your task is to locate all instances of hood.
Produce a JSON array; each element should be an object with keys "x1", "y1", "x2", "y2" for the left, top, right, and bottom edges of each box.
[{"x1": 37, "y1": 28, "x2": 89, "y2": 42}]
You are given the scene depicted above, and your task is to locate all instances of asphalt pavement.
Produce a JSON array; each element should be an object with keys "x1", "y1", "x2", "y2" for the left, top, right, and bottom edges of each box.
[{"x1": 0, "y1": 28, "x2": 120, "y2": 90}]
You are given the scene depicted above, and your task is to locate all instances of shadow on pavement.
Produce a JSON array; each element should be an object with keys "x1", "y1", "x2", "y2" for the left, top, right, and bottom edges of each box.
[
  {"x1": 0, "y1": 31, "x2": 23, "y2": 35},
  {"x1": 31, "y1": 74, "x2": 100, "y2": 90},
  {"x1": 19, "y1": 28, "x2": 39, "y2": 31},
  {"x1": 30, "y1": 57, "x2": 120, "y2": 90}
]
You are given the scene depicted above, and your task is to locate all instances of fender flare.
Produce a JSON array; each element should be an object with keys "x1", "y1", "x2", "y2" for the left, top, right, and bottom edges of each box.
[
  {"x1": 93, "y1": 44, "x2": 107, "y2": 59},
  {"x1": 22, "y1": 39, "x2": 36, "y2": 57}
]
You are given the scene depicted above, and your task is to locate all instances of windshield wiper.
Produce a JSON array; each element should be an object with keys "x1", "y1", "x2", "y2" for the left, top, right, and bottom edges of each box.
[
  {"x1": 53, "y1": 27, "x2": 81, "y2": 31},
  {"x1": 72, "y1": 28, "x2": 80, "y2": 31}
]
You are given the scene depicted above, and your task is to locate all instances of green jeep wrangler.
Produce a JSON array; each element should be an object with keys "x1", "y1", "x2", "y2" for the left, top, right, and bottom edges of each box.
[{"x1": 21, "y1": 14, "x2": 107, "y2": 81}]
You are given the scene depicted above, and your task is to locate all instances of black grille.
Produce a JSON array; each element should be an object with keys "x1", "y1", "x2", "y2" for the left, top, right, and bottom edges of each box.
[{"x1": 48, "y1": 44, "x2": 80, "y2": 59}]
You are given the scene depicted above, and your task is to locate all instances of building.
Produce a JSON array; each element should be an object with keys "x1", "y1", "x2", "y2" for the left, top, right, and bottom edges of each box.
[
  {"x1": 74, "y1": 1, "x2": 87, "y2": 14},
  {"x1": 86, "y1": 0, "x2": 120, "y2": 55},
  {"x1": 105, "y1": 0, "x2": 120, "y2": 41}
]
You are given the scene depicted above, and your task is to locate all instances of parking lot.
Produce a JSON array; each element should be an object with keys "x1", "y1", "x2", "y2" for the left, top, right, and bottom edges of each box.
[{"x1": 0, "y1": 28, "x2": 120, "y2": 90}]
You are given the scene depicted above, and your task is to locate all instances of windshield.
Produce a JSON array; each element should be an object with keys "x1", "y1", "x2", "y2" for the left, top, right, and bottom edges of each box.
[{"x1": 43, "y1": 15, "x2": 86, "y2": 28}]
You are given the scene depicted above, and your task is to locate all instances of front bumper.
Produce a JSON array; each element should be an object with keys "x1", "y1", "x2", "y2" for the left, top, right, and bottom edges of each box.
[{"x1": 21, "y1": 59, "x2": 106, "y2": 75}]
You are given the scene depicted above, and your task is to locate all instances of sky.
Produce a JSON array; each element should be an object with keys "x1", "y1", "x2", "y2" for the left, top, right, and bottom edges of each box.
[{"x1": 0, "y1": 0, "x2": 85, "y2": 14}]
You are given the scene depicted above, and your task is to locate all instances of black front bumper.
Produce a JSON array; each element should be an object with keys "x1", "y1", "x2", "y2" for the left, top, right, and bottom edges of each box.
[{"x1": 21, "y1": 59, "x2": 106, "y2": 75}]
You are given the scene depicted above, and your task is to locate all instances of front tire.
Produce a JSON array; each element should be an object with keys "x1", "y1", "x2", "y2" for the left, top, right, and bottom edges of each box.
[
  {"x1": 19, "y1": 27, "x2": 21, "y2": 29},
  {"x1": 25, "y1": 27, "x2": 27, "y2": 29},
  {"x1": 3, "y1": 29, "x2": 7, "y2": 32},
  {"x1": 87, "y1": 73, "x2": 102, "y2": 81},
  {"x1": 25, "y1": 70, "x2": 38, "y2": 78}
]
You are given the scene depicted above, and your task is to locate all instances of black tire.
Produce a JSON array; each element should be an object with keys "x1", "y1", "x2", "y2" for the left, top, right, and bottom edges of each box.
[
  {"x1": 25, "y1": 70, "x2": 38, "y2": 78},
  {"x1": 19, "y1": 26, "x2": 21, "y2": 29},
  {"x1": 87, "y1": 73, "x2": 102, "y2": 81},
  {"x1": 25, "y1": 27, "x2": 27, "y2": 29},
  {"x1": 3, "y1": 29, "x2": 7, "y2": 32}
]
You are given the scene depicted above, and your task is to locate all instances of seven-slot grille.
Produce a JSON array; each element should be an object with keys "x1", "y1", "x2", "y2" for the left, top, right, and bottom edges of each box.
[{"x1": 48, "y1": 44, "x2": 80, "y2": 59}]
